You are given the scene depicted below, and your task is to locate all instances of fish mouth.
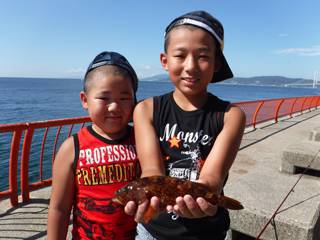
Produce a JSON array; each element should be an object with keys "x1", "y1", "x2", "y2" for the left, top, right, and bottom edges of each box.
[{"x1": 111, "y1": 197, "x2": 123, "y2": 205}]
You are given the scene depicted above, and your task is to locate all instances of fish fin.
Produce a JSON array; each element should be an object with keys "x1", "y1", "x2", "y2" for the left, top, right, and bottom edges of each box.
[
  {"x1": 219, "y1": 195, "x2": 244, "y2": 210},
  {"x1": 143, "y1": 205, "x2": 156, "y2": 223}
]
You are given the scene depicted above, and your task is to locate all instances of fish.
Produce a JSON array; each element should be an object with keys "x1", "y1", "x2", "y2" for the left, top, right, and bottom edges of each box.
[{"x1": 113, "y1": 175, "x2": 243, "y2": 223}]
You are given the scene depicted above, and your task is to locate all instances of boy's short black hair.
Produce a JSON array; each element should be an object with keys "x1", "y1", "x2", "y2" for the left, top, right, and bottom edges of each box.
[
  {"x1": 84, "y1": 51, "x2": 138, "y2": 102},
  {"x1": 164, "y1": 10, "x2": 233, "y2": 83},
  {"x1": 84, "y1": 51, "x2": 138, "y2": 92}
]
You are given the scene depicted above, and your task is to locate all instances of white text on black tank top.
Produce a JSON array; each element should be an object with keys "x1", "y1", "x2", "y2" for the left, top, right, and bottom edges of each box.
[{"x1": 159, "y1": 123, "x2": 213, "y2": 145}]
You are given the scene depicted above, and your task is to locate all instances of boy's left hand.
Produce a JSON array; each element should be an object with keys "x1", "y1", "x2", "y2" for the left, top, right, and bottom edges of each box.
[
  {"x1": 125, "y1": 196, "x2": 160, "y2": 223},
  {"x1": 167, "y1": 195, "x2": 218, "y2": 218}
]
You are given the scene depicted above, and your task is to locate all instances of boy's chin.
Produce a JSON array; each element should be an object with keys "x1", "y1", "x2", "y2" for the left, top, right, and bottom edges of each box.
[
  {"x1": 104, "y1": 127, "x2": 128, "y2": 139},
  {"x1": 176, "y1": 85, "x2": 207, "y2": 96},
  {"x1": 94, "y1": 123, "x2": 128, "y2": 140}
]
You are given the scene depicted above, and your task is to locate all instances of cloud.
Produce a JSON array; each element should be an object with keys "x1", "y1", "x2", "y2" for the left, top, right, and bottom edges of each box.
[
  {"x1": 278, "y1": 33, "x2": 288, "y2": 37},
  {"x1": 66, "y1": 68, "x2": 85, "y2": 74},
  {"x1": 140, "y1": 64, "x2": 152, "y2": 70},
  {"x1": 136, "y1": 64, "x2": 165, "y2": 78},
  {"x1": 275, "y1": 45, "x2": 320, "y2": 56}
]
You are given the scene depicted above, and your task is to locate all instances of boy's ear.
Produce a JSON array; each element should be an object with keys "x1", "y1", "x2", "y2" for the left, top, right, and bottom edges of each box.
[
  {"x1": 160, "y1": 53, "x2": 168, "y2": 71},
  {"x1": 80, "y1": 91, "x2": 89, "y2": 109}
]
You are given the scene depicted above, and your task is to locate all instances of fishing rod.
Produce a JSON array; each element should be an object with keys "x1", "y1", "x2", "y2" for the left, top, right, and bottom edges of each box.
[{"x1": 255, "y1": 148, "x2": 320, "y2": 239}]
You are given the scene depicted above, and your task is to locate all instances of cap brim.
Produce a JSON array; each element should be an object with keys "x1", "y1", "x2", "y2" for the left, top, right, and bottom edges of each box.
[{"x1": 212, "y1": 50, "x2": 233, "y2": 83}]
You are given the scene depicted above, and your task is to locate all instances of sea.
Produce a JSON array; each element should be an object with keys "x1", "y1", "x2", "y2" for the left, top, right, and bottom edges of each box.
[{"x1": 0, "y1": 77, "x2": 319, "y2": 191}]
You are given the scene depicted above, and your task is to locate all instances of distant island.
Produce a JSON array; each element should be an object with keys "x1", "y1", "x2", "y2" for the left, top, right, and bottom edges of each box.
[
  {"x1": 141, "y1": 74, "x2": 316, "y2": 88},
  {"x1": 0, "y1": 75, "x2": 317, "y2": 88}
]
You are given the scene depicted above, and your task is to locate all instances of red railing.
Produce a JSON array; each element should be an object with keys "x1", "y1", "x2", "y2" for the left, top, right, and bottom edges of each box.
[
  {"x1": 235, "y1": 96, "x2": 320, "y2": 128},
  {"x1": 0, "y1": 116, "x2": 90, "y2": 206},
  {"x1": 0, "y1": 96, "x2": 319, "y2": 206}
]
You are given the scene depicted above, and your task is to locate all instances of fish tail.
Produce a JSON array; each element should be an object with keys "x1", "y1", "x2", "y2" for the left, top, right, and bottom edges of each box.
[{"x1": 219, "y1": 195, "x2": 244, "y2": 210}]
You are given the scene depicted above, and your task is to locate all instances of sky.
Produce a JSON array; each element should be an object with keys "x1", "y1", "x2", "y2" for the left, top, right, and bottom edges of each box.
[{"x1": 0, "y1": 0, "x2": 319, "y2": 80}]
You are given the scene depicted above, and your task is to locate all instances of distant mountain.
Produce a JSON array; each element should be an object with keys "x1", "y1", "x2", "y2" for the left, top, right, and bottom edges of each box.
[
  {"x1": 223, "y1": 76, "x2": 314, "y2": 87},
  {"x1": 141, "y1": 74, "x2": 314, "y2": 88},
  {"x1": 141, "y1": 74, "x2": 170, "y2": 82}
]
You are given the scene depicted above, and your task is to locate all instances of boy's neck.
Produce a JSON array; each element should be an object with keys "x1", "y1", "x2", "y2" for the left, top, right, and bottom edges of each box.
[
  {"x1": 172, "y1": 90, "x2": 208, "y2": 111},
  {"x1": 91, "y1": 124, "x2": 128, "y2": 141}
]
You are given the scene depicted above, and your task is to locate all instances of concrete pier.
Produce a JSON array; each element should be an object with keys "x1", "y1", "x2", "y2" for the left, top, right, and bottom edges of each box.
[
  {"x1": 281, "y1": 126, "x2": 320, "y2": 174},
  {"x1": 0, "y1": 109, "x2": 320, "y2": 239},
  {"x1": 225, "y1": 109, "x2": 320, "y2": 240}
]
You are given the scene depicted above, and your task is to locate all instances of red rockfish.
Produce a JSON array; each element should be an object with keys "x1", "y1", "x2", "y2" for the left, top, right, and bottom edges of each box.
[{"x1": 113, "y1": 175, "x2": 243, "y2": 223}]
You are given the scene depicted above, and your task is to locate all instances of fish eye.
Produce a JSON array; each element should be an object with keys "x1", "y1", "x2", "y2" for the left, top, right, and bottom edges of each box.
[{"x1": 127, "y1": 185, "x2": 133, "y2": 190}]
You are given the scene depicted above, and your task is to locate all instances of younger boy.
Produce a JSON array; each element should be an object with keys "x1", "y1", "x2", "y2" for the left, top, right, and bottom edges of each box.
[{"x1": 47, "y1": 51, "x2": 140, "y2": 239}]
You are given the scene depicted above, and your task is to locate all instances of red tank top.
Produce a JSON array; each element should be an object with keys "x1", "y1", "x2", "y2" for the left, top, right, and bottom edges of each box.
[{"x1": 72, "y1": 125, "x2": 139, "y2": 240}]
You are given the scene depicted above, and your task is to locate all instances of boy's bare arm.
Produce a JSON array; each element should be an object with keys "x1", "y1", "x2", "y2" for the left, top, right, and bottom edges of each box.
[
  {"x1": 200, "y1": 105, "x2": 246, "y2": 191},
  {"x1": 173, "y1": 105, "x2": 246, "y2": 218},
  {"x1": 125, "y1": 98, "x2": 164, "y2": 222},
  {"x1": 133, "y1": 98, "x2": 165, "y2": 177},
  {"x1": 47, "y1": 137, "x2": 75, "y2": 240}
]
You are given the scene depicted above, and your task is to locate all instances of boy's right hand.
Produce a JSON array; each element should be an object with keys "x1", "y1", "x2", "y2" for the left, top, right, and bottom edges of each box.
[{"x1": 124, "y1": 196, "x2": 160, "y2": 223}]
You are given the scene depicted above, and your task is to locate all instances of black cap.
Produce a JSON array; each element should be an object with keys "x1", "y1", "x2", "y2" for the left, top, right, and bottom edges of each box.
[
  {"x1": 85, "y1": 51, "x2": 138, "y2": 92},
  {"x1": 165, "y1": 10, "x2": 233, "y2": 82}
]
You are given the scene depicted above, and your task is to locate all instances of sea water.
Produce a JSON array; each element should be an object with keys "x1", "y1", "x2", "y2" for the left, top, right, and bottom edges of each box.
[{"x1": 0, "y1": 77, "x2": 319, "y2": 191}]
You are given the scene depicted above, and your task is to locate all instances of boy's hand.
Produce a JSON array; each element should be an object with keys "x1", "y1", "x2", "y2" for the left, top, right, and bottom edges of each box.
[
  {"x1": 124, "y1": 201, "x2": 138, "y2": 216},
  {"x1": 167, "y1": 195, "x2": 218, "y2": 218},
  {"x1": 124, "y1": 197, "x2": 160, "y2": 223}
]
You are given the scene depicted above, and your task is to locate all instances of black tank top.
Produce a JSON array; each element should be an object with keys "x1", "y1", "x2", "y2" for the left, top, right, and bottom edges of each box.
[{"x1": 143, "y1": 92, "x2": 231, "y2": 239}]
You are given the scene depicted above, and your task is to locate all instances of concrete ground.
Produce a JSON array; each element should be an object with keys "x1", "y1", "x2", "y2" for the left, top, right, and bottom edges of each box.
[
  {"x1": 225, "y1": 109, "x2": 320, "y2": 240},
  {"x1": 0, "y1": 187, "x2": 71, "y2": 240},
  {"x1": 0, "y1": 109, "x2": 319, "y2": 239}
]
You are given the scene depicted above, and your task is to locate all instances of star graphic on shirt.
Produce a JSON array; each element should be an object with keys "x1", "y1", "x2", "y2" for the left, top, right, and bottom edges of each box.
[{"x1": 168, "y1": 136, "x2": 181, "y2": 148}]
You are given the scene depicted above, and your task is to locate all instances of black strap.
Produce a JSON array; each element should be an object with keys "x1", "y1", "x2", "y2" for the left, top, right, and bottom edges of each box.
[{"x1": 72, "y1": 134, "x2": 80, "y2": 174}]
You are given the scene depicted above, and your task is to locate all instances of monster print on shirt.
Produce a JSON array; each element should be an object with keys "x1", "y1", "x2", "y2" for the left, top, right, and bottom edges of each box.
[{"x1": 160, "y1": 123, "x2": 212, "y2": 181}]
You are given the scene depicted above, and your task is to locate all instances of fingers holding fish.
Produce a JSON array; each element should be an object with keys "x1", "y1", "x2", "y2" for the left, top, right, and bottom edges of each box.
[
  {"x1": 124, "y1": 201, "x2": 137, "y2": 216},
  {"x1": 134, "y1": 197, "x2": 160, "y2": 223},
  {"x1": 166, "y1": 203, "x2": 174, "y2": 213},
  {"x1": 196, "y1": 197, "x2": 218, "y2": 216},
  {"x1": 172, "y1": 195, "x2": 217, "y2": 218},
  {"x1": 134, "y1": 199, "x2": 149, "y2": 222},
  {"x1": 174, "y1": 195, "x2": 198, "y2": 218}
]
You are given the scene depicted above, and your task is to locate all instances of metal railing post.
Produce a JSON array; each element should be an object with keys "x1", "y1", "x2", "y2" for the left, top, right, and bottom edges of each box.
[
  {"x1": 252, "y1": 101, "x2": 265, "y2": 129},
  {"x1": 20, "y1": 125, "x2": 34, "y2": 203},
  {"x1": 289, "y1": 98, "x2": 298, "y2": 117},
  {"x1": 9, "y1": 129, "x2": 23, "y2": 206},
  {"x1": 274, "y1": 99, "x2": 285, "y2": 123}
]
